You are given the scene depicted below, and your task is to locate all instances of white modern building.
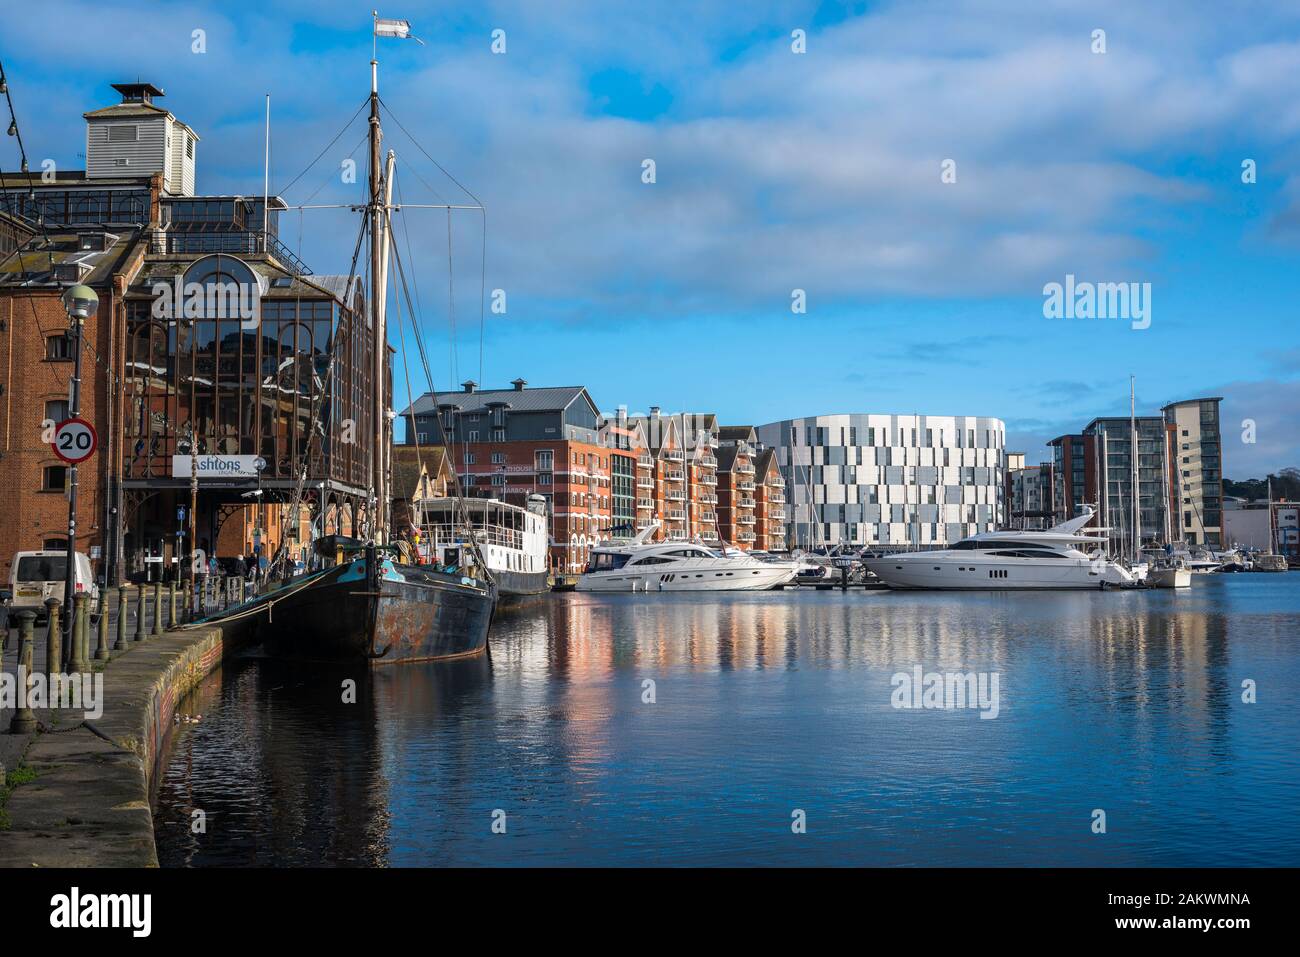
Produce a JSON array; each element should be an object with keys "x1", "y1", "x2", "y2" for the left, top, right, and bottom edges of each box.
[{"x1": 755, "y1": 413, "x2": 1007, "y2": 549}]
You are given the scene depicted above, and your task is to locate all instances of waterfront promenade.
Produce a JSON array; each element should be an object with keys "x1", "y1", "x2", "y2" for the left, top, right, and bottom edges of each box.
[{"x1": 0, "y1": 587, "x2": 242, "y2": 867}]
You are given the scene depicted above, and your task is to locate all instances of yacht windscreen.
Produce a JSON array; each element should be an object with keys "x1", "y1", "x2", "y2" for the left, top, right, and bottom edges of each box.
[
  {"x1": 587, "y1": 552, "x2": 633, "y2": 573},
  {"x1": 952, "y1": 540, "x2": 1056, "y2": 551}
]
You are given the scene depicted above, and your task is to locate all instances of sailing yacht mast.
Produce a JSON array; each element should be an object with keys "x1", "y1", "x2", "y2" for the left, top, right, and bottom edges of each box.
[
  {"x1": 369, "y1": 57, "x2": 388, "y2": 544},
  {"x1": 1130, "y1": 376, "x2": 1140, "y2": 561}
]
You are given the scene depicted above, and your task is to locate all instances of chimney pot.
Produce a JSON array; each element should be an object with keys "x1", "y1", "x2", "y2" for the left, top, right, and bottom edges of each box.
[
  {"x1": 461, "y1": 380, "x2": 477, "y2": 393},
  {"x1": 511, "y1": 378, "x2": 527, "y2": 391}
]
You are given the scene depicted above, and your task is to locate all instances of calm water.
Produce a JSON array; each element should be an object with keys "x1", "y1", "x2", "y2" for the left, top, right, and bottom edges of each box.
[{"x1": 153, "y1": 575, "x2": 1300, "y2": 867}]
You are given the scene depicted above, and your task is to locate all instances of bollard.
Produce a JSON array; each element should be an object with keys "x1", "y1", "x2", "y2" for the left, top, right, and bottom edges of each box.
[
  {"x1": 44, "y1": 597, "x2": 62, "y2": 688},
  {"x1": 9, "y1": 612, "x2": 38, "y2": 733},
  {"x1": 169, "y1": 580, "x2": 178, "y2": 629},
  {"x1": 68, "y1": 592, "x2": 90, "y2": 674},
  {"x1": 152, "y1": 582, "x2": 165, "y2": 637},
  {"x1": 134, "y1": 583, "x2": 147, "y2": 641},
  {"x1": 95, "y1": 592, "x2": 111, "y2": 660},
  {"x1": 114, "y1": 587, "x2": 129, "y2": 651}
]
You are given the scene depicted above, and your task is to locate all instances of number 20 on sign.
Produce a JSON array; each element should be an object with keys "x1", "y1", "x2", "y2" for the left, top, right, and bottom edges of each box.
[{"x1": 52, "y1": 418, "x2": 98, "y2": 464}]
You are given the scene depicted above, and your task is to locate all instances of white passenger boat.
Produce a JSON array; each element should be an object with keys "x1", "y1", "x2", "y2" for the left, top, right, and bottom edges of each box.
[
  {"x1": 419, "y1": 495, "x2": 550, "y2": 600},
  {"x1": 576, "y1": 524, "x2": 798, "y2": 592},
  {"x1": 860, "y1": 509, "x2": 1137, "y2": 590}
]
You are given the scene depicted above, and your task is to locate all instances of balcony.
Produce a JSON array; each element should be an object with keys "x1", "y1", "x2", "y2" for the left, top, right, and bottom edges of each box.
[
  {"x1": 664, "y1": 450, "x2": 684, "y2": 461},
  {"x1": 667, "y1": 471, "x2": 685, "y2": 483},
  {"x1": 768, "y1": 506, "x2": 785, "y2": 520},
  {"x1": 638, "y1": 455, "x2": 654, "y2": 468},
  {"x1": 698, "y1": 474, "x2": 717, "y2": 486},
  {"x1": 699, "y1": 492, "x2": 717, "y2": 504},
  {"x1": 735, "y1": 462, "x2": 755, "y2": 475},
  {"x1": 636, "y1": 477, "x2": 654, "y2": 489},
  {"x1": 161, "y1": 229, "x2": 313, "y2": 277},
  {"x1": 698, "y1": 454, "x2": 717, "y2": 467},
  {"x1": 701, "y1": 513, "x2": 717, "y2": 524},
  {"x1": 667, "y1": 510, "x2": 686, "y2": 521},
  {"x1": 667, "y1": 490, "x2": 685, "y2": 501},
  {"x1": 738, "y1": 515, "x2": 756, "y2": 525},
  {"x1": 737, "y1": 480, "x2": 756, "y2": 491},
  {"x1": 737, "y1": 531, "x2": 756, "y2": 542},
  {"x1": 637, "y1": 499, "x2": 654, "y2": 510},
  {"x1": 739, "y1": 498, "x2": 756, "y2": 509}
]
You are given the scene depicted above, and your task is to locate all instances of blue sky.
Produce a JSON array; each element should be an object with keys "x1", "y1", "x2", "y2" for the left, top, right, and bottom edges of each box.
[{"x1": 3, "y1": 0, "x2": 1298, "y2": 475}]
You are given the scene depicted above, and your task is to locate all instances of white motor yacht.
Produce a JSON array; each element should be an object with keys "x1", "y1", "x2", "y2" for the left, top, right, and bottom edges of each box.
[
  {"x1": 576, "y1": 524, "x2": 798, "y2": 592},
  {"x1": 860, "y1": 509, "x2": 1137, "y2": 590}
]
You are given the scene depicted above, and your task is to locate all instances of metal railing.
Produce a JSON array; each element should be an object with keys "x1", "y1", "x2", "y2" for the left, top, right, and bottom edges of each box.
[{"x1": 160, "y1": 230, "x2": 314, "y2": 277}]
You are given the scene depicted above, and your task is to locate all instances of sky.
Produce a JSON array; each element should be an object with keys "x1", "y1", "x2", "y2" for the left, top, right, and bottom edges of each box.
[{"x1": 2, "y1": 0, "x2": 1298, "y2": 477}]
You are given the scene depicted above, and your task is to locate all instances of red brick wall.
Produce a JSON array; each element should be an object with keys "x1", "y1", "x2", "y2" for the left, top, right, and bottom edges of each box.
[{"x1": 0, "y1": 286, "x2": 117, "y2": 582}]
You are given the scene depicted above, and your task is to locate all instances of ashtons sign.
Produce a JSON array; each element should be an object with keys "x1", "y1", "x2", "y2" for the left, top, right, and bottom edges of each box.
[{"x1": 172, "y1": 455, "x2": 265, "y2": 479}]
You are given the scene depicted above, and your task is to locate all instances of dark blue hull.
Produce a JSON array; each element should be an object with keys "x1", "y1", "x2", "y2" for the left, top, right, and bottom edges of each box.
[{"x1": 224, "y1": 557, "x2": 495, "y2": 665}]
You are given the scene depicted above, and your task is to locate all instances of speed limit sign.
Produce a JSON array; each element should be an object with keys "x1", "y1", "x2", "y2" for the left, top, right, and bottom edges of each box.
[{"x1": 52, "y1": 417, "x2": 98, "y2": 464}]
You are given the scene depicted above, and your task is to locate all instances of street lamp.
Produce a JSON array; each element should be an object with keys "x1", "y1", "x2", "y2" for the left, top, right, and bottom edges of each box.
[{"x1": 59, "y1": 284, "x2": 97, "y2": 660}]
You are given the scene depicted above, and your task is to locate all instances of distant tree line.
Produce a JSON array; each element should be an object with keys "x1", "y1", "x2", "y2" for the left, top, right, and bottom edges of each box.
[{"x1": 1224, "y1": 467, "x2": 1300, "y2": 501}]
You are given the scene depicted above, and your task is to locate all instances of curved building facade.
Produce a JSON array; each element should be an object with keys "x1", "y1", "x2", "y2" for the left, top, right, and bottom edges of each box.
[{"x1": 755, "y1": 414, "x2": 1007, "y2": 550}]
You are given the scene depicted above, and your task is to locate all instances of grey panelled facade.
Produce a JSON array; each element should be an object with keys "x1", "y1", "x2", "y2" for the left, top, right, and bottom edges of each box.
[{"x1": 756, "y1": 413, "x2": 1007, "y2": 549}]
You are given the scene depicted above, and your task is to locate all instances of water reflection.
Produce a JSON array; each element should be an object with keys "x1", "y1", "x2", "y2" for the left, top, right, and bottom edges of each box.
[{"x1": 155, "y1": 576, "x2": 1300, "y2": 866}]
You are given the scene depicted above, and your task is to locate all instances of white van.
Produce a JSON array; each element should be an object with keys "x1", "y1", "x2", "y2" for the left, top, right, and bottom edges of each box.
[{"x1": 7, "y1": 550, "x2": 99, "y2": 621}]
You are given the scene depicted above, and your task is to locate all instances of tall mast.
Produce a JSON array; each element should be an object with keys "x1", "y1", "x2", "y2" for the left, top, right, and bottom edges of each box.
[
  {"x1": 1130, "y1": 375, "x2": 1140, "y2": 561},
  {"x1": 369, "y1": 57, "x2": 387, "y2": 543}
]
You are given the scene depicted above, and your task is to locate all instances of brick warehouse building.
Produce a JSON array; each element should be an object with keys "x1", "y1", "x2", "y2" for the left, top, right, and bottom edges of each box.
[
  {"x1": 0, "y1": 82, "x2": 380, "y2": 585},
  {"x1": 399, "y1": 380, "x2": 614, "y2": 574}
]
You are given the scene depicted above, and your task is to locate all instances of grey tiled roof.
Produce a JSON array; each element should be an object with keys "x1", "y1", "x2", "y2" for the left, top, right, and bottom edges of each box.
[{"x1": 399, "y1": 385, "x2": 592, "y2": 417}]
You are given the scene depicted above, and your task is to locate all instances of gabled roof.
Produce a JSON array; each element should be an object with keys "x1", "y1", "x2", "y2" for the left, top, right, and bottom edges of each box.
[
  {"x1": 392, "y1": 446, "x2": 451, "y2": 500},
  {"x1": 718, "y1": 425, "x2": 756, "y2": 444},
  {"x1": 399, "y1": 385, "x2": 594, "y2": 417},
  {"x1": 627, "y1": 415, "x2": 680, "y2": 455},
  {"x1": 754, "y1": 446, "x2": 778, "y2": 478},
  {"x1": 391, "y1": 447, "x2": 426, "y2": 501},
  {"x1": 715, "y1": 445, "x2": 740, "y2": 472}
]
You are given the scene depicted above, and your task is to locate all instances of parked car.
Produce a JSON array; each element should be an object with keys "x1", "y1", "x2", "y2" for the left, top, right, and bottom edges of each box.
[{"x1": 7, "y1": 550, "x2": 99, "y2": 622}]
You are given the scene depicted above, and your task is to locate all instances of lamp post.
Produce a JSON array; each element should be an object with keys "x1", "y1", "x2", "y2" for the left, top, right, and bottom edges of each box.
[{"x1": 59, "y1": 283, "x2": 98, "y2": 660}]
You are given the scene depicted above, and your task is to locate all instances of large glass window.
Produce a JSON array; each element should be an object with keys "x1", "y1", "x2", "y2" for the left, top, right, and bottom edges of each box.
[{"x1": 123, "y1": 263, "x2": 366, "y2": 486}]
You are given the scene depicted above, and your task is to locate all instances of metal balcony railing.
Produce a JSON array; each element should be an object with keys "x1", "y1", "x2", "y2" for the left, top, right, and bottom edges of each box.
[{"x1": 162, "y1": 229, "x2": 314, "y2": 277}]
